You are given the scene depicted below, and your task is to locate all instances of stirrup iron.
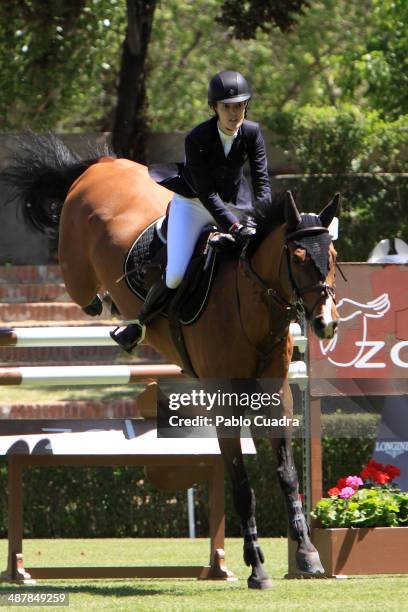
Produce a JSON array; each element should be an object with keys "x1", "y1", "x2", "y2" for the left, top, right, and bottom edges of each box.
[{"x1": 110, "y1": 320, "x2": 146, "y2": 352}]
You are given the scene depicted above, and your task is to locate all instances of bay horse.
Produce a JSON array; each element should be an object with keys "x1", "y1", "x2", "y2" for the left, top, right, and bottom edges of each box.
[{"x1": 1, "y1": 133, "x2": 339, "y2": 588}]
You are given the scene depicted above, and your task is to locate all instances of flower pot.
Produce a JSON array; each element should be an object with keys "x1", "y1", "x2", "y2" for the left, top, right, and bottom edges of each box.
[{"x1": 312, "y1": 527, "x2": 408, "y2": 576}]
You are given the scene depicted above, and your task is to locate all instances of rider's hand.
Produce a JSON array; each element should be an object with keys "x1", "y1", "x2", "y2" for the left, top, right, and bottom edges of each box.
[
  {"x1": 208, "y1": 231, "x2": 237, "y2": 252},
  {"x1": 229, "y1": 222, "x2": 256, "y2": 245}
]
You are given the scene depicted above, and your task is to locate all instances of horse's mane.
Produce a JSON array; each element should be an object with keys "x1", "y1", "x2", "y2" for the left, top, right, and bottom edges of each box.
[
  {"x1": 242, "y1": 191, "x2": 288, "y2": 237},
  {"x1": 0, "y1": 131, "x2": 112, "y2": 235}
]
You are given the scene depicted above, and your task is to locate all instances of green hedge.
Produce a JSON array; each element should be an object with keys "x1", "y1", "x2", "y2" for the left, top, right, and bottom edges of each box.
[
  {"x1": 267, "y1": 104, "x2": 408, "y2": 261},
  {"x1": 0, "y1": 415, "x2": 378, "y2": 539},
  {"x1": 271, "y1": 173, "x2": 407, "y2": 262},
  {"x1": 268, "y1": 105, "x2": 407, "y2": 174}
]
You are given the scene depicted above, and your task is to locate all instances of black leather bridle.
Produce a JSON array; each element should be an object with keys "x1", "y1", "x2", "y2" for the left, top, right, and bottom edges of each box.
[
  {"x1": 284, "y1": 226, "x2": 336, "y2": 319},
  {"x1": 237, "y1": 226, "x2": 336, "y2": 376}
]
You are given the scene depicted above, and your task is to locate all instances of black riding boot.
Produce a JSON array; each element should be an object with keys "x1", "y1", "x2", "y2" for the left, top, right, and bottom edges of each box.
[{"x1": 110, "y1": 277, "x2": 174, "y2": 353}]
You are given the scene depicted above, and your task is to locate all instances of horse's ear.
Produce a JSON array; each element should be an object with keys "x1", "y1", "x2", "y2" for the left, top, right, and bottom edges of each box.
[
  {"x1": 284, "y1": 191, "x2": 301, "y2": 230},
  {"x1": 319, "y1": 193, "x2": 341, "y2": 227}
]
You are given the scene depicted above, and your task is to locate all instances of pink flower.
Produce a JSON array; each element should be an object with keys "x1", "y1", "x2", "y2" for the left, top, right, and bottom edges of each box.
[
  {"x1": 346, "y1": 475, "x2": 363, "y2": 489},
  {"x1": 339, "y1": 486, "x2": 356, "y2": 499}
]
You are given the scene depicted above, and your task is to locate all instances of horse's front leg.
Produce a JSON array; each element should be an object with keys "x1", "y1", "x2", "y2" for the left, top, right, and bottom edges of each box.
[
  {"x1": 271, "y1": 380, "x2": 325, "y2": 576},
  {"x1": 217, "y1": 435, "x2": 272, "y2": 589}
]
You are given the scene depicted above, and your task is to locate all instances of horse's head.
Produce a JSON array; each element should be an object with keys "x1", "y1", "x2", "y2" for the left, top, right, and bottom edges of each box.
[{"x1": 284, "y1": 192, "x2": 339, "y2": 340}]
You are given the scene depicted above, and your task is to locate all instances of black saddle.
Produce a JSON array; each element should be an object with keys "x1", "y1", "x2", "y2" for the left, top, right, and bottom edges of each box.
[{"x1": 123, "y1": 216, "x2": 226, "y2": 325}]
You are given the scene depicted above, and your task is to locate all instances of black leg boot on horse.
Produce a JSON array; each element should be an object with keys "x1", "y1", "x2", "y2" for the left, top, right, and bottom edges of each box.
[
  {"x1": 218, "y1": 437, "x2": 272, "y2": 589},
  {"x1": 274, "y1": 437, "x2": 325, "y2": 576},
  {"x1": 110, "y1": 276, "x2": 175, "y2": 353}
]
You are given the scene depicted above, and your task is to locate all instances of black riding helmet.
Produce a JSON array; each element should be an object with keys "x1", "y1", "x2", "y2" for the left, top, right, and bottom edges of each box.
[{"x1": 208, "y1": 70, "x2": 251, "y2": 106}]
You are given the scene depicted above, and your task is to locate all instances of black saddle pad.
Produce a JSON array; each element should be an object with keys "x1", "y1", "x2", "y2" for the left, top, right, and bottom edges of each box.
[{"x1": 123, "y1": 218, "x2": 219, "y2": 326}]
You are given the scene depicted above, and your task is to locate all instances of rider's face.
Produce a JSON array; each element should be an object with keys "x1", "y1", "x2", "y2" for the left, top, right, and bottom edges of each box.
[{"x1": 215, "y1": 101, "x2": 246, "y2": 135}]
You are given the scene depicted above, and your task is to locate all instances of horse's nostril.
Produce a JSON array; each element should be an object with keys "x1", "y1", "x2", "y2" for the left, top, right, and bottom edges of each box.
[{"x1": 312, "y1": 317, "x2": 324, "y2": 335}]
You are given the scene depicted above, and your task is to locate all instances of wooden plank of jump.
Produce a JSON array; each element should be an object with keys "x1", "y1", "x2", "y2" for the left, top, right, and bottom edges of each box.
[
  {"x1": 0, "y1": 453, "x2": 236, "y2": 583},
  {"x1": 2, "y1": 457, "x2": 31, "y2": 583},
  {"x1": 310, "y1": 397, "x2": 323, "y2": 509},
  {"x1": 26, "y1": 566, "x2": 210, "y2": 579}
]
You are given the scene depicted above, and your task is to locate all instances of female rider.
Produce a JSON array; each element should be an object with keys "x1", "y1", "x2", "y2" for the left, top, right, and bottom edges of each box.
[{"x1": 111, "y1": 69, "x2": 272, "y2": 352}]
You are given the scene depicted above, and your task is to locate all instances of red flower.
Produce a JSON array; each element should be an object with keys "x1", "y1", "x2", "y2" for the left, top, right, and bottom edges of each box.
[
  {"x1": 328, "y1": 487, "x2": 340, "y2": 497},
  {"x1": 375, "y1": 461, "x2": 384, "y2": 470},
  {"x1": 384, "y1": 464, "x2": 401, "y2": 480},
  {"x1": 360, "y1": 459, "x2": 401, "y2": 485},
  {"x1": 373, "y1": 471, "x2": 390, "y2": 485},
  {"x1": 367, "y1": 458, "x2": 384, "y2": 471},
  {"x1": 360, "y1": 467, "x2": 373, "y2": 480},
  {"x1": 336, "y1": 477, "x2": 348, "y2": 490}
]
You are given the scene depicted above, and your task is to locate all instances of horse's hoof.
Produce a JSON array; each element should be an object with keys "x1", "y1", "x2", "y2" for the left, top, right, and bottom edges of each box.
[
  {"x1": 295, "y1": 551, "x2": 325, "y2": 576},
  {"x1": 247, "y1": 575, "x2": 273, "y2": 589},
  {"x1": 82, "y1": 295, "x2": 103, "y2": 317}
]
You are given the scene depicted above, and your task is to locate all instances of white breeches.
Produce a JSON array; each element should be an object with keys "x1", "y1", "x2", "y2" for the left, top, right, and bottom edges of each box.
[{"x1": 165, "y1": 194, "x2": 216, "y2": 289}]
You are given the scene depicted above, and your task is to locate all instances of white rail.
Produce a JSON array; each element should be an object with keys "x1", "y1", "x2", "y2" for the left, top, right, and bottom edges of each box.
[{"x1": 0, "y1": 323, "x2": 307, "y2": 352}]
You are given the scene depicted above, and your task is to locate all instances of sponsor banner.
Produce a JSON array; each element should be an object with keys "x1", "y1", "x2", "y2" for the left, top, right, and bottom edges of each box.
[
  {"x1": 373, "y1": 396, "x2": 408, "y2": 491},
  {"x1": 309, "y1": 264, "x2": 408, "y2": 396}
]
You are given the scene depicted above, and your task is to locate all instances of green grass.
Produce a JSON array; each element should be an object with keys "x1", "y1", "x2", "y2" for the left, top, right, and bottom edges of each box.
[
  {"x1": 0, "y1": 384, "x2": 145, "y2": 404},
  {"x1": 0, "y1": 538, "x2": 407, "y2": 611}
]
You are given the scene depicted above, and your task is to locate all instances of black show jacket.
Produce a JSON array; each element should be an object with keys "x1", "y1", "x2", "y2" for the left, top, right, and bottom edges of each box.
[{"x1": 153, "y1": 116, "x2": 271, "y2": 232}]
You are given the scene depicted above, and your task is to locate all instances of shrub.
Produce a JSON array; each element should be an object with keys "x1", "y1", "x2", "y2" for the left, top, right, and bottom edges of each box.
[{"x1": 266, "y1": 104, "x2": 408, "y2": 261}]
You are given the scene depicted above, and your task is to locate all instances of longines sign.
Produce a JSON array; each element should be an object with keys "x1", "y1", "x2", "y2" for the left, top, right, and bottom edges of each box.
[{"x1": 309, "y1": 264, "x2": 408, "y2": 396}]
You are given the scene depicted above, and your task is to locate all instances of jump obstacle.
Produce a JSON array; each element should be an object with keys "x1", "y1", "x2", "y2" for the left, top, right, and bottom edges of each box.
[
  {"x1": 0, "y1": 323, "x2": 307, "y2": 350},
  {"x1": 0, "y1": 322, "x2": 307, "y2": 386},
  {"x1": 0, "y1": 322, "x2": 311, "y2": 583}
]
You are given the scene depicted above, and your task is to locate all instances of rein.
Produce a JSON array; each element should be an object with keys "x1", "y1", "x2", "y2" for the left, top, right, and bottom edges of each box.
[
  {"x1": 237, "y1": 225, "x2": 336, "y2": 376},
  {"x1": 237, "y1": 240, "x2": 296, "y2": 377}
]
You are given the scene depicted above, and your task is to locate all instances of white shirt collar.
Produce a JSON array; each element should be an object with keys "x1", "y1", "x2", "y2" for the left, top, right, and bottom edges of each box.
[{"x1": 217, "y1": 122, "x2": 238, "y2": 142}]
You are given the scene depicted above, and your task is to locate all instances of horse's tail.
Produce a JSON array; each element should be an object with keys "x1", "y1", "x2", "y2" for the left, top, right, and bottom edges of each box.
[{"x1": 0, "y1": 131, "x2": 113, "y2": 235}]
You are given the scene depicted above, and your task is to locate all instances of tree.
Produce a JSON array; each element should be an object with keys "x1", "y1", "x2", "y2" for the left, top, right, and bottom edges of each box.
[
  {"x1": 111, "y1": 0, "x2": 310, "y2": 160},
  {"x1": 146, "y1": 0, "x2": 377, "y2": 131},
  {"x1": 0, "y1": 0, "x2": 125, "y2": 132},
  {"x1": 357, "y1": 0, "x2": 408, "y2": 119},
  {"x1": 1, "y1": 0, "x2": 405, "y2": 143},
  {"x1": 218, "y1": 0, "x2": 310, "y2": 36},
  {"x1": 111, "y1": 0, "x2": 156, "y2": 162}
]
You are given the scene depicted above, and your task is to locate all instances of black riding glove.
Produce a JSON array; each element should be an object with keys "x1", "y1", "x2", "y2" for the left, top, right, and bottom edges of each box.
[
  {"x1": 230, "y1": 222, "x2": 256, "y2": 245},
  {"x1": 208, "y1": 231, "x2": 237, "y2": 252}
]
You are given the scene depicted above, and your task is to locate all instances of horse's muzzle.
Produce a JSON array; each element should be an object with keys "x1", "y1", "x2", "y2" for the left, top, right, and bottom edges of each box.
[{"x1": 311, "y1": 315, "x2": 338, "y2": 339}]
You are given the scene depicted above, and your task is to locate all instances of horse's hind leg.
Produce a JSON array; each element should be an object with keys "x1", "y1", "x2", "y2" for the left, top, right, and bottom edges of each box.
[
  {"x1": 59, "y1": 246, "x2": 101, "y2": 311},
  {"x1": 269, "y1": 380, "x2": 324, "y2": 576},
  {"x1": 218, "y1": 436, "x2": 272, "y2": 589}
]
